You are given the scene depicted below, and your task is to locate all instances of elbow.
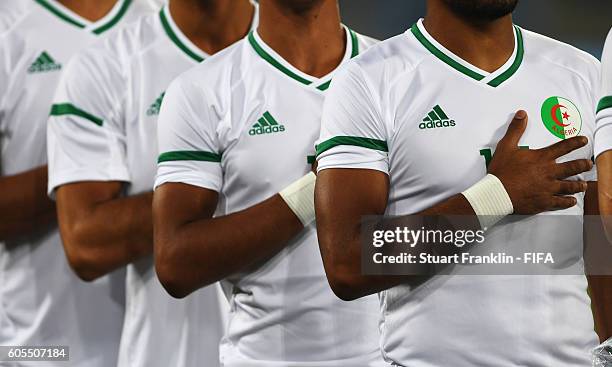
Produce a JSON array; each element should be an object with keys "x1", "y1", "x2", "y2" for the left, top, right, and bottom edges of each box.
[
  {"x1": 325, "y1": 267, "x2": 369, "y2": 301},
  {"x1": 154, "y1": 242, "x2": 192, "y2": 299},
  {"x1": 64, "y1": 246, "x2": 104, "y2": 282},
  {"x1": 61, "y1": 226, "x2": 104, "y2": 282}
]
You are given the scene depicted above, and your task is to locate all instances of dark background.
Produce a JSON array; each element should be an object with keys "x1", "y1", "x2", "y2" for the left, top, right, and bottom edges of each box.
[{"x1": 339, "y1": 0, "x2": 612, "y2": 58}]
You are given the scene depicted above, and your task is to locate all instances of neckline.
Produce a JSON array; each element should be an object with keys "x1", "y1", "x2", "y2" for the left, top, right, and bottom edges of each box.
[
  {"x1": 160, "y1": 2, "x2": 259, "y2": 64},
  {"x1": 34, "y1": 0, "x2": 133, "y2": 35},
  {"x1": 248, "y1": 25, "x2": 359, "y2": 91},
  {"x1": 410, "y1": 18, "x2": 524, "y2": 88}
]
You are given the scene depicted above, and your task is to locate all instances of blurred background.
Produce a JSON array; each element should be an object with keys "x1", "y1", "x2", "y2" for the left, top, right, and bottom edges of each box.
[{"x1": 339, "y1": 0, "x2": 612, "y2": 58}]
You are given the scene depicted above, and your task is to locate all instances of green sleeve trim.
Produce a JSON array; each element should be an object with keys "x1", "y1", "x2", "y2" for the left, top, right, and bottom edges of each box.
[
  {"x1": 50, "y1": 103, "x2": 104, "y2": 126},
  {"x1": 158, "y1": 151, "x2": 222, "y2": 163},
  {"x1": 316, "y1": 136, "x2": 388, "y2": 156},
  {"x1": 597, "y1": 96, "x2": 612, "y2": 114}
]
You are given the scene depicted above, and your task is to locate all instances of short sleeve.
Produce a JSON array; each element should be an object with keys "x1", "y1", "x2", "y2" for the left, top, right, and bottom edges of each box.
[
  {"x1": 0, "y1": 32, "x2": 26, "y2": 126},
  {"x1": 595, "y1": 28, "x2": 612, "y2": 159},
  {"x1": 154, "y1": 77, "x2": 223, "y2": 192},
  {"x1": 47, "y1": 46, "x2": 129, "y2": 197},
  {"x1": 316, "y1": 62, "x2": 389, "y2": 174}
]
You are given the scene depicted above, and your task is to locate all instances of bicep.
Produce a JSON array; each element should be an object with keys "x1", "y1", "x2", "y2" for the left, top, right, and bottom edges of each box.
[
  {"x1": 596, "y1": 153, "x2": 612, "y2": 215},
  {"x1": 315, "y1": 168, "x2": 389, "y2": 260},
  {"x1": 152, "y1": 183, "x2": 218, "y2": 238},
  {"x1": 56, "y1": 181, "x2": 123, "y2": 224}
]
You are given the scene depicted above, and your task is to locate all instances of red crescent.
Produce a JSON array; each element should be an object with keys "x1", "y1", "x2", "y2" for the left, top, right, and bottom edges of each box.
[{"x1": 551, "y1": 104, "x2": 570, "y2": 127}]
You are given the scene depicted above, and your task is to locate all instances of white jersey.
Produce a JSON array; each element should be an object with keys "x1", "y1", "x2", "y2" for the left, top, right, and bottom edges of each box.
[
  {"x1": 317, "y1": 19, "x2": 600, "y2": 367},
  {"x1": 0, "y1": 1, "x2": 152, "y2": 366},
  {"x1": 0, "y1": 1, "x2": 29, "y2": 33},
  {"x1": 155, "y1": 29, "x2": 384, "y2": 366},
  {"x1": 46, "y1": 4, "x2": 258, "y2": 366},
  {"x1": 595, "y1": 28, "x2": 612, "y2": 158}
]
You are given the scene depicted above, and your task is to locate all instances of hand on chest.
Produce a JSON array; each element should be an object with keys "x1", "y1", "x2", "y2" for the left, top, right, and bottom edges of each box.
[{"x1": 391, "y1": 91, "x2": 594, "y2": 189}]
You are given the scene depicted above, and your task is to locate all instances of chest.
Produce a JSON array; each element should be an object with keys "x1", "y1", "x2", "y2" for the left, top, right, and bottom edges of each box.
[
  {"x1": 220, "y1": 84, "x2": 324, "y2": 208},
  {"x1": 387, "y1": 69, "x2": 595, "y2": 207}
]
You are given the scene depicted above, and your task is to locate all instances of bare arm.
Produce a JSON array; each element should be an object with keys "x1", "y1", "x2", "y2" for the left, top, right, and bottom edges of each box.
[
  {"x1": 596, "y1": 152, "x2": 612, "y2": 242},
  {"x1": 0, "y1": 166, "x2": 56, "y2": 241},
  {"x1": 56, "y1": 182, "x2": 153, "y2": 281},
  {"x1": 153, "y1": 182, "x2": 303, "y2": 298},
  {"x1": 584, "y1": 181, "x2": 612, "y2": 341},
  {"x1": 316, "y1": 113, "x2": 592, "y2": 301}
]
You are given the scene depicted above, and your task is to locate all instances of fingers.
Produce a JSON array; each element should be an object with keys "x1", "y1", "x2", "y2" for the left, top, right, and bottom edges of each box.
[
  {"x1": 548, "y1": 196, "x2": 578, "y2": 211},
  {"x1": 497, "y1": 110, "x2": 528, "y2": 150},
  {"x1": 540, "y1": 136, "x2": 588, "y2": 159},
  {"x1": 554, "y1": 159, "x2": 593, "y2": 179},
  {"x1": 555, "y1": 180, "x2": 588, "y2": 195}
]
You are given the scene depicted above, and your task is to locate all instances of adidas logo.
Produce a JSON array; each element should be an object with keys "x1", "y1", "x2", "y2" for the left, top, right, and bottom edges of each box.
[
  {"x1": 147, "y1": 92, "x2": 165, "y2": 116},
  {"x1": 28, "y1": 51, "x2": 62, "y2": 73},
  {"x1": 249, "y1": 111, "x2": 286, "y2": 136},
  {"x1": 419, "y1": 105, "x2": 456, "y2": 130}
]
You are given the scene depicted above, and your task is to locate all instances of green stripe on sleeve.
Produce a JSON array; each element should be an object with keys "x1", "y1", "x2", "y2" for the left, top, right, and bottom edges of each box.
[
  {"x1": 50, "y1": 103, "x2": 104, "y2": 126},
  {"x1": 158, "y1": 151, "x2": 222, "y2": 163},
  {"x1": 597, "y1": 96, "x2": 612, "y2": 114},
  {"x1": 316, "y1": 136, "x2": 388, "y2": 156}
]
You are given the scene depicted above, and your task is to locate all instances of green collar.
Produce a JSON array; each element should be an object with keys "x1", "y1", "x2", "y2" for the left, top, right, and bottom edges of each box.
[
  {"x1": 34, "y1": 0, "x2": 132, "y2": 35},
  {"x1": 248, "y1": 26, "x2": 360, "y2": 91},
  {"x1": 411, "y1": 19, "x2": 524, "y2": 88},
  {"x1": 159, "y1": 5, "x2": 208, "y2": 63}
]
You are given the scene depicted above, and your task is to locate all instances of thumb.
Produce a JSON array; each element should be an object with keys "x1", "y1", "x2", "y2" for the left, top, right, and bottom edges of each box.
[{"x1": 498, "y1": 110, "x2": 528, "y2": 150}]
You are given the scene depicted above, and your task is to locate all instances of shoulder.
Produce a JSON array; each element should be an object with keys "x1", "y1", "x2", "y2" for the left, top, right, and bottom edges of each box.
[
  {"x1": 171, "y1": 38, "x2": 249, "y2": 99},
  {"x1": 521, "y1": 27, "x2": 600, "y2": 87},
  {"x1": 334, "y1": 29, "x2": 428, "y2": 100},
  {"x1": 69, "y1": 14, "x2": 159, "y2": 79},
  {"x1": 0, "y1": 27, "x2": 27, "y2": 71}
]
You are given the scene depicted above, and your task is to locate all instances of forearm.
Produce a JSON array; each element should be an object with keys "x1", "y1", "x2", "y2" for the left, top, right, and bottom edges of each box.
[
  {"x1": 155, "y1": 194, "x2": 303, "y2": 298},
  {"x1": 322, "y1": 194, "x2": 478, "y2": 300},
  {"x1": 588, "y1": 275, "x2": 612, "y2": 341},
  {"x1": 59, "y1": 192, "x2": 153, "y2": 280},
  {"x1": 0, "y1": 166, "x2": 56, "y2": 241},
  {"x1": 596, "y1": 154, "x2": 612, "y2": 242}
]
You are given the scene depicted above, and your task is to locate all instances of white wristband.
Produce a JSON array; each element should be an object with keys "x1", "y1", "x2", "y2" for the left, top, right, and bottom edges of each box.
[
  {"x1": 462, "y1": 174, "x2": 514, "y2": 230},
  {"x1": 279, "y1": 172, "x2": 317, "y2": 226}
]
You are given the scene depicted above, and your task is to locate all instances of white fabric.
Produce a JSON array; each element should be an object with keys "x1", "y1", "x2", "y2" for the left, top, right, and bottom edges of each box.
[
  {"x1": 279, "y1": 172, "x2": 317, "y2": 225},
  {"x1": 462, "y1": 174, "x2": 514, "y2": 229},
  {"x1": 0, "y1": 1, "x2": 153, "y2": 366},
  {"x1": 155, "y1": 28, "x2": 385, "y2": 366},
  {"x1": 317, "y1": 19, "x2": 600, "y2": 367},
  {"x1": 47, "y1": 5, "x2": 259, "y2": 367},
  {"x1": 595, "y1": 27, "x2": 612, "y2": 158}
]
